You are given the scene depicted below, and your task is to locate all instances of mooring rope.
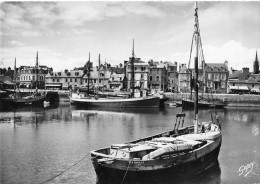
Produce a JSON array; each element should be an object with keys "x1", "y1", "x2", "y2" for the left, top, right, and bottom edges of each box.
[
  {"x1": 120, "y1": 159, "x2": 132, "y2": 184},
  {"x1": 39, "y1": 153, "x2": 89, "y2": 184}
]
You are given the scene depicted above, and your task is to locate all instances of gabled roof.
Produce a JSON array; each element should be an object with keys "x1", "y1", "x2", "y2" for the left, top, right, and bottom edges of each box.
[
  {"x1": 246, "y1": 77, "x2": 256, "y2": 83},
  {"x1": 205, "y1": 63, "x2": 228, "y2": 71}
]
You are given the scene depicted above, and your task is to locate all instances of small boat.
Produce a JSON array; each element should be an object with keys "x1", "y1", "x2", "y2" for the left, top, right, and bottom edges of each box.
[
  {"x1": 182, "y1": 98, "x2": 227, "y2": 109},
  {"x1": 1, "y1": 93, "x2": 46, "y2": 106},
  {"x1": 90, "y1": 3, "x2": 222, "y2": 183}
]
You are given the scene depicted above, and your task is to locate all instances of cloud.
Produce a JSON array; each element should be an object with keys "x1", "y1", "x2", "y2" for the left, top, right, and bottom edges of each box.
[{"x1": 203, "y1": 41, "x2": 259, "y2": 71}]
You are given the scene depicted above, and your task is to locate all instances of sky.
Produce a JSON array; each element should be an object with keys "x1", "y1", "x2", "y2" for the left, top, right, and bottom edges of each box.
[{"x1": 0, "y1": 1, "x2": 260, "y2": 71}]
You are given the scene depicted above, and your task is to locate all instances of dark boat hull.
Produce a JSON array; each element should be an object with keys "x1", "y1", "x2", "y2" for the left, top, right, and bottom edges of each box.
[
  {"x1": 159, "y1": 97, "x2": 169, "y2": 107},
  {"x1": 70, "y1": 96, "x2": 160, "y2": 108},
  {"x1": 93, "y1": 140, "x2": 221, "y2": 184},
  {"x1": 1, "y1": 95, "x2": 46, "y2": 106},
  {"x1": 182, "y1": 99, "x2": 226, "y2": 109}
]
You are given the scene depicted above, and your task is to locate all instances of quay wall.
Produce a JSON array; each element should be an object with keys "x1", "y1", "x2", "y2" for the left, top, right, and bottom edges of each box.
[{"x1": 164, "y1": 92, "x2": 260, "y2": 107}]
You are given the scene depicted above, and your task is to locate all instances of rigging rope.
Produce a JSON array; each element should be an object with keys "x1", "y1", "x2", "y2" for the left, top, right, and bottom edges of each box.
[{"x1": 39, "y1": 153, "x2": 89, "y2": 184}]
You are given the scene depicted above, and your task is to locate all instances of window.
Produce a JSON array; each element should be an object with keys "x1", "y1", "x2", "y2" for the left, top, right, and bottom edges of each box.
[
  {"x1": 221, "y1": 74, "x2": 226, "y2": 80},
  {"x1": 65, "y1": 78, "x2": 67, "y2": 82},
  {"x1": 75, "y1": 78, "x2": 77, "y2": 82},
  {"x1": 150, "y1": 76, "x2": 153, "y2": 81},
  {"x1": 70, "y1": 78, "x2": 72, "y2": 82},
  {"x1": 33, "y1": 76, "x2": 35, "y2": 81},
  {"x1": 94, "y1": 79, "x2": 96, "y2": 83},
  {"x1": 53, "y1": 79, "x2": 55, "y2": 82},
  {"x1": 208, "y1": 73, "x2": 212, "y2": 80},
  {"x1": 156, "y1": 76, "x2": 159, "y2": 82},
  {"x1": 57, "y1": 79, "x2": 60, "y2": 82},
  {"x1": 141, "y1": 74, "x2": 144, "y2": 79},
  {"x1": 221, "y1": 82, "x2": 226, "y2": 88},
  {"x1": 99, "y1": 79, "x2": 101, "y2": 83},
  {"x1": 214, "y1": 73, "x2": 219, "y2": 81},
  {"x1": 252, "y1": 84, "x2": 255, "y2": 88}
]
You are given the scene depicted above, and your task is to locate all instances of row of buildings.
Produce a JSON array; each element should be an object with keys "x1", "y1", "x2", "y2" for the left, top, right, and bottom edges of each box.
[{"x1": 1, "y1": 51, "x2": 260, "y2": 94}]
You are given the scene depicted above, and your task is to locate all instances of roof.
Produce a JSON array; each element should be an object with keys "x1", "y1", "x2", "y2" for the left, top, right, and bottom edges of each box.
[
  {"x1": 205, "y1": 63, "x2": 228, "y2": 71},
  {"x1": 45, "y1": 70, "x2": 84, "y2": 78},
  {"x1": 229, "y1": 70, "x2": 242, "y2": 79},
  {"x1": 246, "y1": 77, "x2": 256, "y2": 83}
]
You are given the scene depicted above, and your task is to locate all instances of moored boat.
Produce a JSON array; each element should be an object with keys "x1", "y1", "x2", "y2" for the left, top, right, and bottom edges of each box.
[
  {"x1": 90, "y1": 3, "x2": 222, "y2": 183},
  {"x1": 1, "y1": 55, "x2": 46, "y2": 106},
  {"x1": 70, "y1": 43, "x2": 161, "y2": 108},
  {"x1": 70, "y1": 93, "x2": 159, "y2": 108},
  {"x1": 182, "y1": 98, "x2": 227, "y2": 109}
]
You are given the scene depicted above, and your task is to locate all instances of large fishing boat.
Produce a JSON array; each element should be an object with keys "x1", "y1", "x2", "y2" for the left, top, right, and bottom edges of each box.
[
  {"x1": 1, "y1": 53, "x2": 46, "y2": 106},
  {"x1": 90, "y1": 3, "x2": 222, "y2": 183},
  {"x1": 70, "y1": 44, "x2": 160, "y2": 108}
]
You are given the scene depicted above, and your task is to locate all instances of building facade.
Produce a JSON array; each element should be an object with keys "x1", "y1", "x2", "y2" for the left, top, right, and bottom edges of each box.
[
  {"x1": 148, "y1": 65, "x2": 167, "y2": 91},
  {"x1": 18, "y1": 65, "x2": 50, "y2": 88},
  {"x1": 228, "y1": 67, "x2": 260, "y2": 93},
  {"x1": 125, "y1": 57, "x2": 149, "y2": 91},
  {"x1": 167, "y1": 62, "x2": 178, "y2": 92},
  {"x1": 204, "y1": 61, "x2": 229, "y2": 93},
  {"x1": 45, "y1": 65, "x2": 111, "y2": 90}
]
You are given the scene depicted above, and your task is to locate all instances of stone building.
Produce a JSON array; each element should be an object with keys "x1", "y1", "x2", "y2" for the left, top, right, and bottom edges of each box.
[
  {"x1": 178, "y1": 61, "x2": 229, "y2": 93},
  {"x1": 228, "y1": 67, "x2": 260, "y2": 94},
  {"x1": 125, "y1": 57, "x2": 149, "y2": 91},
  {"x1": 18, "y1": 52, "x2": 51, "y2": 88},
  {"x1": 45, "y1": 65, "x2": 111, "y2": 90},
  {"x1": 45, "y1": 70, "x2": 84, "y2": 89},
  {"x1": 148, "y1": 61, "x2": 168, "y2": 91},
  {"x1": 167, "y1": 62, "x2": 178, "y2": 92},
  {"x1": 203, "y1": 61, "x2": 229, "y2": 93},
  {"x1": 178, "y1": 64, "x2": 191, "y2": 93}
]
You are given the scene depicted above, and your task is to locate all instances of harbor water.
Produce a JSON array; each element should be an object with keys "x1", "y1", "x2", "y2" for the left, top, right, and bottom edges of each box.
[{"x1": 1, "y1": 104, "x2": 260, "y2": 184}]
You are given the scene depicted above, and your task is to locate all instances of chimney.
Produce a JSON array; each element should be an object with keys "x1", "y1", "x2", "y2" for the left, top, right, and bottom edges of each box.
[
  {"x1": 242, "y1": 67, "x2": 249, "y2": 75},
  {"x1": 224, "y1": 60, "x2": 228, "y2": 69}
]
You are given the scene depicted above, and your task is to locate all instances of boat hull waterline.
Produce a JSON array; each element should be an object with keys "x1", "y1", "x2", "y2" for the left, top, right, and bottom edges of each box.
[
  {"x1": 182, "y1": 99, "x2": 227, "y2": 109},
  {"x1": 1, "y1": 95, "x2": 46, "y2": 106},
  {"x1": 70, "y1": 96, "x2": 160, "y2": 108}
]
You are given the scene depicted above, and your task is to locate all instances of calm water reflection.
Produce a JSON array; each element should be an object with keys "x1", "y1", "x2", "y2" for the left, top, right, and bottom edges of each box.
[{"x1": 1, "y1": 104, "x2": 259, "y2": 184}]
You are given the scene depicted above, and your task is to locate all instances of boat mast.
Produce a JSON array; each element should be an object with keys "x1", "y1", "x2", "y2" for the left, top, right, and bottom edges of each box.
[
  {"x1": 131, "y1": 39, "x2": 135, "y2": 97},
  {"x1": 14, "y1": 57, "x2": 16, "y2": 91},
  {"x1": 194, "y1": 2, "x2": 199, "y2": 133},
  {"x1": 87, "y1": 52, "x2": 91, "y2": 95},
  {"x1": 36, "y1": 51, "x2": 39, "y2": 89},
  {"x1": 98, "y1": 54, "x2": 101, "y2": 93}
]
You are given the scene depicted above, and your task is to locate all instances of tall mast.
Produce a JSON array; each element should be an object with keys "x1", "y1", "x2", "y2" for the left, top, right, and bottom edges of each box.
[
  {"x1": 131, "y1": 39, "x2": 135, "y2": 97},
  {"x1": 36, "y1": 51, "x2": 39, "y2": 89},
  {"x1": 14, "y1": 57, "x2": 16, "y2": 91},
  {"x1": 87, "y1": 52, "x2": 91, "y2": 95},
  {"x1": 98, "y1": 54, "x2": 101, "y2": 91},
  {"x1": 194, "y1": 2, "x2": 199, "y2": 133}
]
